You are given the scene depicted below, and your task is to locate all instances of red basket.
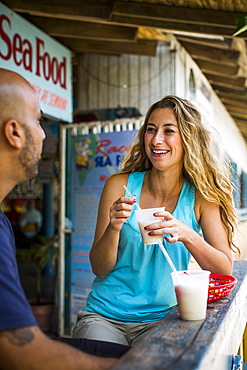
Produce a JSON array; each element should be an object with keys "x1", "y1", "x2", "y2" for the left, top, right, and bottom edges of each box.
[{"x1": 208, "y1": 274, "x2": 237, "y2": 303}]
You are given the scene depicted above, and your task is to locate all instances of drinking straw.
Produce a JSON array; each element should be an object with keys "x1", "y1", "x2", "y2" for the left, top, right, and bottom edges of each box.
[
  {"x1": 123, "y1": 185, "x2": 177, "y2": 273},
  {"x1": 157, "y1": 240, "x2": 177, "y2": 273},
  {"x1": 123, "y1": 185, "x2": 142, "y2": 210}
]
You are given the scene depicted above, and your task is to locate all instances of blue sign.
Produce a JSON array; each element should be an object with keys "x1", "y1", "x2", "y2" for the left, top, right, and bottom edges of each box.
[{"x1": 70, "y1": 130, "x2": 138, "y2": 326}]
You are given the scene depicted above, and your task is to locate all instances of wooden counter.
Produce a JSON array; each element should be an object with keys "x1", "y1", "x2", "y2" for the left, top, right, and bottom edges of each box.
[{"x1": 112, "y1": 261, "x2": 247, "y2": 370}]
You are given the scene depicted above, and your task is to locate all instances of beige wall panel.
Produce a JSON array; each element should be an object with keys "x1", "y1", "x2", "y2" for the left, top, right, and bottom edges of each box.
[
  {"x1": 109, "y1": 56, "x2": 120, "y2": 108},
  {"x1": 128, "y1": 55, "x2": 139, "y2": 110},
  {"x1": 77, "y1": 44, "x2": 174, "y2": 115}
]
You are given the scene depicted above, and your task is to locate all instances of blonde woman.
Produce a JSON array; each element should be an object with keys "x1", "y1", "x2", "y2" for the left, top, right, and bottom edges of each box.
[{"x1": 73, "y1": 95, "x2": 237, "y2": 346}]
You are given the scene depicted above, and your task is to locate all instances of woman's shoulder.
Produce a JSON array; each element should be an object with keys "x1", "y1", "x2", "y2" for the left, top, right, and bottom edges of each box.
[
  {"x1": 104, "y1": 171, "x2": 145, "y2": 194},
  {"x1": 194, "y1": 188, "x2": 216, "y2": 206},
  {"x1": 103, "y1": 173, "x2": 130, "y2": 195},
  {"x1": 194, "y1": 188, "x2": 220, "y2": 220},
  {"x1": 106, "y1": 173, "x2": 129, "y2": 185}
]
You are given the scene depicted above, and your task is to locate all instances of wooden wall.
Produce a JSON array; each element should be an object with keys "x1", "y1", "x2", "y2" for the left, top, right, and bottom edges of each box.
[{"x1": 77, "y1": 43, "x2": 175, "y2": 116}]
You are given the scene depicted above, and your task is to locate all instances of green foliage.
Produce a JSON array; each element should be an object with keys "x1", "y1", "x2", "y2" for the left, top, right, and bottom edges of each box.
[
  {"x1": 233, "y1": 16, "x2": 247, "y2": 37},
  {"x1": 16, "y1": 235, "x2": 58, "y2": 304}
]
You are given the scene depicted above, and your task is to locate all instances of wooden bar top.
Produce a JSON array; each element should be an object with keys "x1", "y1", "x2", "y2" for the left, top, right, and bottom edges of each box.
[{"x1": 112, "y1": 261, "x2": 247, "y2": 370}]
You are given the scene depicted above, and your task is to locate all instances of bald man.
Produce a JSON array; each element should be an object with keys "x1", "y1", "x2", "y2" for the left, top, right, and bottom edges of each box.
[{"x1": 0, "y1": 69, "x2": 126, "y2": 369}]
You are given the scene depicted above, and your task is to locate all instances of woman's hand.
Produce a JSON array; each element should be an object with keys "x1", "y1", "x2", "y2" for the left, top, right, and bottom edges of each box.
[
  {"x1": 144, "y1": 204, "x2": 233, "y2": 275},
  {"x1": 145, "y1": 210, "x2": 189, "y2": 243},
  {"x1": 109, "y1": 196, "x2": 136, "y2": 232}
]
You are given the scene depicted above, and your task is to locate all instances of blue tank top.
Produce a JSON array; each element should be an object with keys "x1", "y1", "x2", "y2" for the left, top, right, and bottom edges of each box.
[{"x1": 84, "y1": 171, "x2": 200, "y2": 322}]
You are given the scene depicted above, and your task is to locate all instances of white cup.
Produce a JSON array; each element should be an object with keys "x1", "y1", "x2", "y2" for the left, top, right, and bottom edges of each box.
[
  {"x1": 171, "y1": 270, "x2": 211, "y2": 320},
  {"x1": 135, "y1": 207, "x2": 165, "y2": 245}
]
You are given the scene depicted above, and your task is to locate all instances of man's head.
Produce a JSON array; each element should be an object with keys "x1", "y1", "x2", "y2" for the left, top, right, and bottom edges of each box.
[{"x1": 0, "y1": 68, "x2": 46, "y2": 189}]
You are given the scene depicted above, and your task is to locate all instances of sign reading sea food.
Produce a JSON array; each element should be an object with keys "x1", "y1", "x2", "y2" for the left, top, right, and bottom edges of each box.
[{"x1": 0, "y1": 2, "x2": 72, "y2": 122}]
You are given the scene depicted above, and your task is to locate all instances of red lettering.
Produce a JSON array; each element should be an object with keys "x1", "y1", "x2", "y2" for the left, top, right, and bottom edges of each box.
[
  {"x1": 107, "y1": 145, "x2": 126, "y2": 154},
  {"x1": 0, "y1": 16, "x2": 67, "y2": 88},
  {"x1": 60, "y1": 57, "x2": 67, "y2": 89},
  {"x1": 43, "y1": 51, "x2": 50, "y2": 81},
  {"x1": 0, "y1": 14, "x2": 32, "y2": 71},
  {"x1": 0, "y1": 15, "x2": 11, "y2": 60},
  {"x1": 109, "y1": 145, "x2": 127, "y2": 153},
  {"x1": 22, "y1": 39, "x2": 32, "y2": 71},
  {"x1": 96, "y1": 139, "x2": 128, "y2": 156},
  {"x1": 40, "y1": 89, "x2": 49, "y2": 103},
  {"x1": 51, "y1": 58, "x2": 58, "y2": 84},
  {"x1": 35, "y1": 37, "x2": 67, "y2": 89},
  {"x1": 13, "y1": 33, "x2": 22, "y2": 66},
  {"x1": 74, "y1": 251, "x2": 89, "y2": 255},
  {"x1": 48, "y1": 93, "x2": 67, "y2": 110},
  {"x1": 73, "y1": 257, "x2": 89, "y2": 262},
  {"x1": 96, "y1": 139, "x2": 111, "y2": 156},
  {"x1": 30, "y1": 83, "x2": 68, "y2": 111},
  {"x1": 108, "y1": 146, "x2": 118, "y2": 154},
  {"x1": 35, "y1": 37, "x2": 44, "y2": 77}
]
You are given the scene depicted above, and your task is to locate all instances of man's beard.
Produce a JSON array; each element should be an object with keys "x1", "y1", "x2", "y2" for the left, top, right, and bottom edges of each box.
[{"x1": 18, "y1": 124, "x2": 40, "y2": 181}]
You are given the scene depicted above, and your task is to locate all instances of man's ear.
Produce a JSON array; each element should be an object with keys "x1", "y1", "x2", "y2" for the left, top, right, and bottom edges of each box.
[{"x1": 4, "y1": 120, "x2": 23, "y2": 149}]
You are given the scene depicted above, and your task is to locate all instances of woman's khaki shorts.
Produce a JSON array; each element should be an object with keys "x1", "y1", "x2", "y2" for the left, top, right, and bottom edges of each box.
[{"x1": 72, "y1": 311, "x2": 160, "y2": 346}]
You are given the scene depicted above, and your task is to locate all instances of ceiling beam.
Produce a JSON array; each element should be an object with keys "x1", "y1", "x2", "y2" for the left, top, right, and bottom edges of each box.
[
  {"x1": 236, "y1": 127, "x2": 247, "y2": 137},
  {"x1": 137, "y1": 27, "x2": 169, "y2": 42},
  {"x1": 221, "y1": 99, "x2": 247, "y2": 110},
  {"x1": 4, "y1": 0, "x2": 247, "y2": 39},
  {"x1": 211, "y1": 82, "x2": 246, "y2": 92},
  {"x1": 112, "y1": 1, "x2": 243, "y2": 28},
  {"x1": 178, "y1": 40, "x2": 239, "y2": 64},
  {"x1": 216, "y1": 90, "x2": 247, "y2": 102},
  {"x1": 2, "y1": 0, "x2": 113, "y2": 19},
  {"x1": 204, "y1": 73, "x2": 246, "y2": 87},
  {"x1": 215, "y1": 86, "x2": 247, "y2": 100},
  {"x1": 195, "y1": 60, "x2": 239, "y2": 76},
  {"x1": 56, "y1": 38, "x2": 157, "y2": 56},
  {"x1": 235, "y1": 125, "x2": 247, "y2": 138},
  {"x1": 24, "y1": 16, "x2": 138, "y2": 41},
  {"x1": 240, "y1": 128, "x2": 247, "y2": 134},
  {"x1": 111, "y1": 14, "x2": 240, "y2": 39},
  {"x1": 6, "y1": 0, "x2": 245, "y2": 29},
  {"x1": 226, "y1": 105, "x2": 247, "y2": 116},
  {"x1": 234, "y1": 118, "x2": 247, "y2": 129},
  {"x1": 111, "y1": 1, "x2": 246, "y2": 38},
  {"x1": 239, "y1": 129, "x2": 247, "y2": 135},
  {"x1": 228, "y1": 110, "x2": 247, "y2": 119},
  {"x1": 176, "y1": 36, "x2": 232, "y2": 49},
  {"x1": 238, "y1": 130, "x2": 247, "y2": 139}
]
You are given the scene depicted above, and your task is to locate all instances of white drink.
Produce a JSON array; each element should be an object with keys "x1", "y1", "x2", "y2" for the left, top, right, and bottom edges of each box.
[
  {"x1": 138, "y1": 221, "x2": 163, "y2": 245},
  {"x1": 171, "y1": 270, "x2": 211, "y2": 321},
  {"x1": 175, "y1": 283, "x2": 207, "y2": 320}
]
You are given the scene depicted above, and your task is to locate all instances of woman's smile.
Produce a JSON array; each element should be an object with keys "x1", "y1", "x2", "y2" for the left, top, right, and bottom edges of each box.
[{"x1": 151, "y1": 148, "x2": 170, "y2": 156}]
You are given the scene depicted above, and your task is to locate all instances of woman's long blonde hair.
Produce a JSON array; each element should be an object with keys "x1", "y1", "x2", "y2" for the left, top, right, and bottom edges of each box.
[{"x1": 120, "y1": 95, "x2": 238, "y2": 252}]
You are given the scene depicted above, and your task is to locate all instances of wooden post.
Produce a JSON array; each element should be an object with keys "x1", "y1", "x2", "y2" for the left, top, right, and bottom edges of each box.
[{"x1": 243, "y1": 325, "x2": 247, "y2": 363}]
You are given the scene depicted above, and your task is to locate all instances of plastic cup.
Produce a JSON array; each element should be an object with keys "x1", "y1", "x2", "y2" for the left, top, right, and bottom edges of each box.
[
  {"x1": 135, "y1": 207, "x2": 165, "y2": 245},
  {"x1": 171, "y1": 270, "x2": 211, "y2": 320}
]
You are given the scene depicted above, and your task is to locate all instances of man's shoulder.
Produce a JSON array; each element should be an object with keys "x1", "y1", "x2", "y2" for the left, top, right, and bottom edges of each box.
[{"x1": 0, "y1": 211, "x2": 12, "y2": 228}]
